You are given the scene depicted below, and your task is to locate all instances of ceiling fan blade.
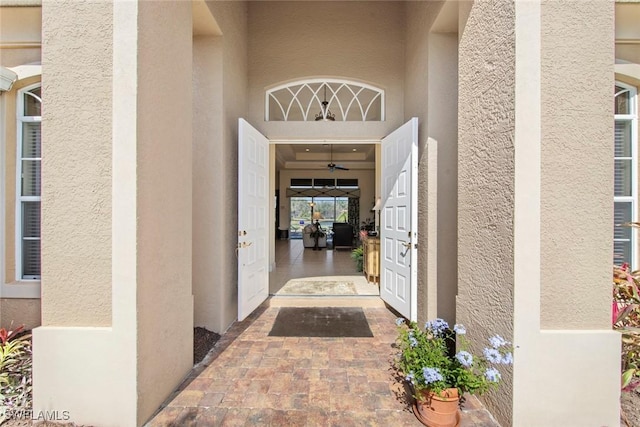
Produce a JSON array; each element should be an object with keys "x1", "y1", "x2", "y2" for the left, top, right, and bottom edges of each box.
[{"x1": 335, "y1": 165, "x2": 350, "y2": 171}]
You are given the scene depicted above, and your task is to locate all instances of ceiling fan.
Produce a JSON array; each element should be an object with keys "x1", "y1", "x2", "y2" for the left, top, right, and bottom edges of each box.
[{"x1": 327, "y1": 145, "x2": 349, "y2": 172}]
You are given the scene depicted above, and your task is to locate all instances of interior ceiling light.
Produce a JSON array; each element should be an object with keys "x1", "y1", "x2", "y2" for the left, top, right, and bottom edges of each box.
[{"x1": 315, "y1": 84, "x2": 336, "y2": 121}]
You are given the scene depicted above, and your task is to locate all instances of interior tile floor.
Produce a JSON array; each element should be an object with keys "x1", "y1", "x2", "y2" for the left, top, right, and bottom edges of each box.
[
  {"x1": 269, "y1": 239, "x2": 378, "y2": 296},
  {"x1": 145, "y1": 304, "x2": 500, "y2": 426}
]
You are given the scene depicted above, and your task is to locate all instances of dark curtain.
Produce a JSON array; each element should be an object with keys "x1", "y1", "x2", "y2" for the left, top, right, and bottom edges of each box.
[{"x1": 348, "y1": 198, "x2": 360, "y2": 232}]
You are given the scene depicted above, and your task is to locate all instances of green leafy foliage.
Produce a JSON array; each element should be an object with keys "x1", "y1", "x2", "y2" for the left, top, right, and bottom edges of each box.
[
  {"x1": 0, "y1": 325, "x2": 32, "y2": 423},
  {"x1": 613, "y1": 265, "x2": 640, "y2": 392},
  {"x1": 351, "y1": 246, "x2": 363, "y2": 272},
  {"x1": 394, "y1": 318, "x2": 512, "y2": 399}
]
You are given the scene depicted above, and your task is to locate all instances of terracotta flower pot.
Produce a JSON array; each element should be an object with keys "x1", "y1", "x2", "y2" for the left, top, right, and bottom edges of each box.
[{"x1": 413, "y1": 388, "x2": 461, "y2": 427}]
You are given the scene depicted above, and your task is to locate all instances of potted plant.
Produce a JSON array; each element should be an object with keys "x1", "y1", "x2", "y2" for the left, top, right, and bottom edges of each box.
[
  {"x1": 351, "y1": 246, "x2": 363, "y2": 272},
  {"x1": 395, "y1": 318, "x2": 512, "y2": 427}
]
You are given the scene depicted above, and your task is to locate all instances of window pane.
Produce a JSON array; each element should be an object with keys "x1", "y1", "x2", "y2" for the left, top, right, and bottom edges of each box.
[
  {"x1": 615, "y1": 120, "x2": 631, "y2": 158},
  {"x1": 22, "y1": 201, "x2": 41, "y2": 279},
  {"x1": 22, "y1": 201, "x2": 41, "y2": 238},
  {"x1": 290, "y1": 197, "x2": 312, "y2": 238},
  {"x1": 314, "y1": 178, "x2": 335, "y2": 188},
  {"x1": 22, "y1": 160, "x2": 41, "y2": 196},
  {"x1": 336, "y1": 197, "x2": 349, "y2": 222},
  {"x1": 22, "y1": 239, "x2": 41, "y2": 278},
  {"x1": 614, "y1": 159, "x2": 632, "y2": 197},
  {"x1": 22, "y1": 122, "x2": 41, "y2": 158},
  {"x1": 23, "y1": 88, "x2": 41, "y2": 117},
  {"x1": 614, "y1": 202, "x2": 632, "y2": 265}
]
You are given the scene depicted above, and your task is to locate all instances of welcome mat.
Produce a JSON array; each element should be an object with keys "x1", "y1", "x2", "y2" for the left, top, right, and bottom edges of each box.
[
  {"x1": 268, "y1": 307, "x2": 374, "y2": 337},
  {"x1": 277, "y1": 280, "x2": 357, "y2": 296}
]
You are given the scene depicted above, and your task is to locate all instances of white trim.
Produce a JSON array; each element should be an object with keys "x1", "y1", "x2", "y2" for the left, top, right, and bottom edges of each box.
[
  {"x1": 0, "y1": 281, "x2": 40, "y2": 299},
  {"x1": 15, "y1": 83, "x2": 42, "y2": 282},
  {"x1": 614, "y1": 81, "x2": 638, "y2": 268},
  {"x1": 265, "y1": 78, "x2": 385, "y2": 122},
  {"x1": 0, "y1": 92, "x2": 5, "y2": 290}
]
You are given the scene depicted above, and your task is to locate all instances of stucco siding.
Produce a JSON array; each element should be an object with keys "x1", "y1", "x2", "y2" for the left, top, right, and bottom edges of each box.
[
  {"x1": 540, "y1": 0, "x2": 613, "y2": 329},
  {"x1": 457, "y1": 0, "x2": 515, "y2": 424},
  {"x1": 41, "y1": 0, "x2": 112, "y2": 327},
  {"x1": 136, "y1": 2, "x2": 194, "y2": 423}
]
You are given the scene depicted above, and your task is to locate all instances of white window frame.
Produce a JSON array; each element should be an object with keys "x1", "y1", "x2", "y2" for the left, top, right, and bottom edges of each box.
[
  {"x1": 15, "y1": 83, "x2": 41, "y2": 282},
  {"x1": 614, "y1": 82, "x2": 638, "y2": 268},
  {"x1": 265, "y1": 78, "x2": 385, "y2": 122}
]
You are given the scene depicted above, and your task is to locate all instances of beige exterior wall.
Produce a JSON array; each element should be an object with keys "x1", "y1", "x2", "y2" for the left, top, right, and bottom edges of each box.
[
  {"x1": 247, "y1": 1, "x2": 405, "y2": 140},
  {"x1": 0, "y1": 6, "x2": 41, "y2": 67},
  {"x1": 0, "y1": 298, "x2": 39, "y2": 330},
  {"x1": 35, "y1": 2, "x2": 196, "y2": 425},
  {"x1": 540, "y1": 1, "x2": 613, "y2": 330},
  {"x1": 40, "y1": 0, "x2": 113, "y2": 327},
  {"x1": 0, "y1": 5, "x2": 42, "y2": 328},
  {"x1": 192, "y1": 35, "x2": 225, "y2": 331},
  {"x1": 197, "y1": 1, "x2": 248, "y2": 333},
  {"x1": 457, "y1": 1, "x2": 516, "y2": 422}
]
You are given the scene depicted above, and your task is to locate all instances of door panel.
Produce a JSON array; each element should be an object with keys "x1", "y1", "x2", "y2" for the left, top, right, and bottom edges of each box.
[
  {"x1": 380, "y1": 118, "x2": 418, "y2": 321},
  {"x1": 238, "y1": 119, "x2": 269, "y2": 321}
]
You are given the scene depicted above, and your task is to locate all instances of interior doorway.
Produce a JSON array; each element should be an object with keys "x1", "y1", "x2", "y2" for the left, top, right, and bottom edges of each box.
[
  {"x1": 269, "y1": 142, "x2": 379, "y2": 298},
  {"x1": 238, "y1": 118, "x2": 419, "y2": 322}
]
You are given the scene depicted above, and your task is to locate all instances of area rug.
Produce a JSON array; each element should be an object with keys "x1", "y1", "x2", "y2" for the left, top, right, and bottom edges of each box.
[
  {"x1": 277, "y1": 280, "x2": 357, "y2": 296},
  {"x1": 268, "y1": 307, "x2": 374, "y2": 337}
]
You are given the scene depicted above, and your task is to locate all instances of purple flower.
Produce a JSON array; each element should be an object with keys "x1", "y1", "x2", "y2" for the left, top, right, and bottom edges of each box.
[
  {"x1": 455, "y1": 351, "x2": 473, "y2": 368},
  {"x1": 489, "y1": 335, "x2": 508, "y2": 349},
  {"x1": 501, "y1": 352, "x2": 513, "y2": 365},
  {"x1": 409, "y1": 336, "x2": 418, "y2": 348},
  {"x1": 406, "y1": 371, "x2": 416, "y2": 385},
  {"x1": 422, "y1": 367, "x2": 443, "y2": 384},
  {"x1": 425, "y1": 318, "x2": 449, "y2": 337},
  {"x1": 453, "y1": 324, "x2": 466, "y2": 335},
  {"x1": 483, "y1": 347, "x2": 502, "y2": 364},
  {"x1": 396, "y1": 317, "x2": 405, "y2": 326},
  {"x1": 485, "y1": 367, "x2": 501, "y2": 382}
]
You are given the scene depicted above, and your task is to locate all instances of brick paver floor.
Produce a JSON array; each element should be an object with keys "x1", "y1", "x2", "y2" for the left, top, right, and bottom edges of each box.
[{"x1": 145, "y1": 303, "x2": 500, "y2": 426}]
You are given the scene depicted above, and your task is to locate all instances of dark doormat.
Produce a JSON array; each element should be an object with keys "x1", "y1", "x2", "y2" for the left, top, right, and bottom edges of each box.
[{"x1": 268, "y1": 307, "x2": 374, "y2": 337}]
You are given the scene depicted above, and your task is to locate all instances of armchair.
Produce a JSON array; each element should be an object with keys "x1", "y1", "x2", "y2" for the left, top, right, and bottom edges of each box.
[
  {"x1": 302, "y1": 224, "x2": 327, "y2": 248},
  {"x1": 332, "y1": 222, "x2": 354, "y2": 249}
]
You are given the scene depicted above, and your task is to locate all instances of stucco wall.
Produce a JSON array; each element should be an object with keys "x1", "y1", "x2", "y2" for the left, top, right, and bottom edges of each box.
[
  {"x1": 457, "y1": 0, "x2": 515, "y2": 424},
  {"x1": 540, "y1": 0, "x2": 613, "y2": 329},
  {"x1": 0, "y1": 6, "x2": 41, "y2": 67},
  {"x1": 0, "y1": 298, "x2": 39, "y2": 330},
  {"x1": 192, "y1": 35, "x2": 225, "y2": 331},
  {"x1": 136, "y1": 2, "x2": 194, "y2": 422},
  {"x1": 41, "y1": 0, "x2": 112, "y2": 327},
  {"x1": 247, "y1": 1, "x2": 405, "y2": 140},
  {"x1": 203, "y1": 0, "x2": 248, "y2": 333}
]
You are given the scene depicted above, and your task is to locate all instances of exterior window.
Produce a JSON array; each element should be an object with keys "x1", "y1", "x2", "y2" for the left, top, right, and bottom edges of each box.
[
  {"x1": 614, "y1": 83, "x2": 638, "y2": 267},
  {"x1": 17, "y1": 85, "x2": 41, "y2": 280}
]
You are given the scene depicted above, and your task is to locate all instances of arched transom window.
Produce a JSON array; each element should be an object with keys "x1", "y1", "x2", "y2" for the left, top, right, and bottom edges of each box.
[{"x1": 266, "y1": 79, "x2": 384, "y2": 122}]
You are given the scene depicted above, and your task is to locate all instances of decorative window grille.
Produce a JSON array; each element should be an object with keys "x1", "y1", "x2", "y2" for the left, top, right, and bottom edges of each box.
[
  {"x1": 266, "y1": 79, "x2": 384, "y2": 122},
  {"x1": 614, "y1": 83, "x2": 638, "y2": 267},
  {"x1": 17, "y1": 84, "x2": 41, "y2": 280}
]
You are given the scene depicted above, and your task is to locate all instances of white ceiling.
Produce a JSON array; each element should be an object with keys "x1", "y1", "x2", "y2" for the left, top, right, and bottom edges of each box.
[{"x1": 275, "y1": 143, "x2": 376, "y2": 171}]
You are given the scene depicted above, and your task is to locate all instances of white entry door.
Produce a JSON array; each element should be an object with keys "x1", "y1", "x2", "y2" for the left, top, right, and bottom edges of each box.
[
  {"x1": 237, "y1": 119, "x2": 270, "y2": 321},
  {"x1": 380, "y1": 118, "x2": 419, "y2": 321}
]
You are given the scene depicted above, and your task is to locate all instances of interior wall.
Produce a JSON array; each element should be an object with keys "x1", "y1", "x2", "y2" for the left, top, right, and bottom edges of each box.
[
  {"x1": 204, "y1": 0, "x2": 249, "y2": 333},
  {"x1": 616, "y1": 3, "x2": 640, "y2": 64},
  {"x1": 247, "y1": 1, "x2": 405, "y2": 140},
  {"x1": 278, "y1": 168, "x2": 376, "y2": 232}
]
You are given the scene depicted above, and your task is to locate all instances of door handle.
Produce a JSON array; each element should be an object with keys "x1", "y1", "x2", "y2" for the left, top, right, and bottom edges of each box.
[{"x1": 401, "y1": 241, "x2": 411, "y2": 249}]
